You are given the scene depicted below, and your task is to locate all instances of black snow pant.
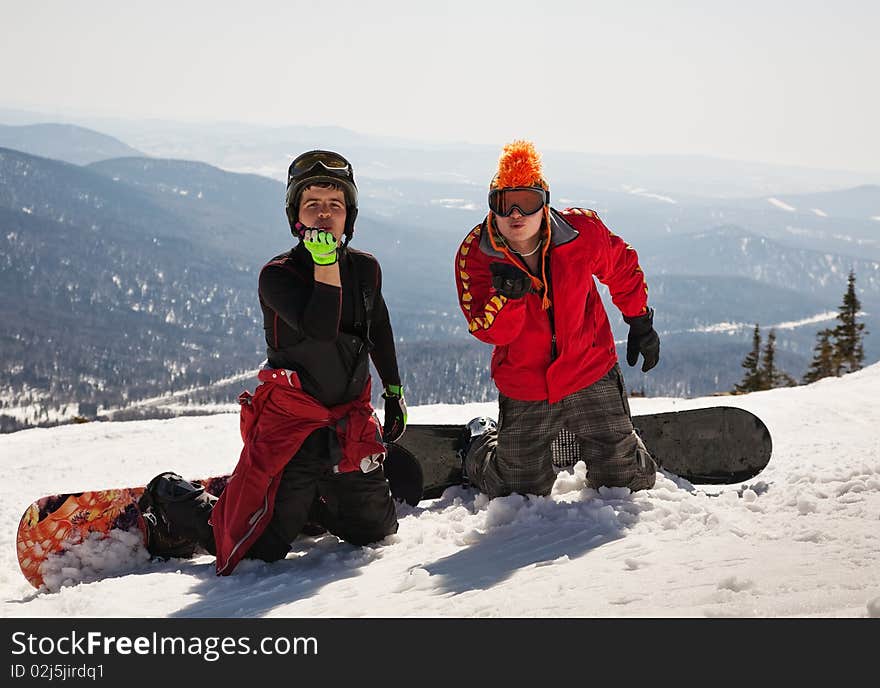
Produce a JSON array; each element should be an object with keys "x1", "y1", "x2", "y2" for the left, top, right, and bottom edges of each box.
[
  {"x1": 244, "y1": 427, "x2": 399, "y2": 562},
  {"x1": 464, "y1": 364, "x2": 657, "y2": 498}
]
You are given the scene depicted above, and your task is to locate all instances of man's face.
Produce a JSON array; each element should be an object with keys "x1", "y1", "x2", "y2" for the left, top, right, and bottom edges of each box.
[
  {"x1": 298, "y1": 186, "x2": 347, "y2": 240},
  {"x1": 494, "y1": 207, "x2": 544, "y2": 249}
]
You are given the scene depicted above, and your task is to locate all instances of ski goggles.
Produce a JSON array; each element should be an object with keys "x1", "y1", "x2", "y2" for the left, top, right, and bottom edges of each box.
[
  {"x1": 488, "y1": 187, "x2": 547, "y2": 217},
  {"x1": 288, "y1": 150, "x2": 353, "y2": 184}
]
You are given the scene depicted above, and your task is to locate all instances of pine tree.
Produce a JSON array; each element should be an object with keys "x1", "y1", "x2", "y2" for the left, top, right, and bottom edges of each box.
[
  {"x1": 803, "y1": 328, "x2": 836, "y2": 383},
  {"x1": 832, "y1": 270, "x2": 868, "y2": 374},
  {"x1": 734, "y1": 324, "x2": 763, "y2": 393},
  {"x1": 760, "y1": 329, "x2": 796, "y2": 389},
  {"x1": 760, "y1": 328, "x2": 777, "y2": 390}
]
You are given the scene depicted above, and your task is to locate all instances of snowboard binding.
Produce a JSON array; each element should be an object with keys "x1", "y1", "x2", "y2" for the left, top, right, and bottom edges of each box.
[
  {"x1": 138, "y1": 472, "x2": 217, "y2": 559},
  {"x1": 457, "y1": 417, "x2": 498, "y2": 481}
]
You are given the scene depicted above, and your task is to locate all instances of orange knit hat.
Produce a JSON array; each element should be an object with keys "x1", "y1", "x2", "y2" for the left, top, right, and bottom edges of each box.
[
  {"x1": 487, "y1": 140, "x2": 552, "y2": 310},
  {"x1": 490, "y1": 139, "x2": 549, "y2": 192}
]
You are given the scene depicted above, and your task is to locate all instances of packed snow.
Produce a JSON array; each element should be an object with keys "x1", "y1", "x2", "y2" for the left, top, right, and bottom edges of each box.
[{"x1": 2, "y1": 364, "x2": 879, "y2": 618}]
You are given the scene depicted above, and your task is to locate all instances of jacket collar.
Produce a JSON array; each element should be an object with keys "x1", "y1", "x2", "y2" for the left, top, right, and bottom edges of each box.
[{"x1": 478, "y1": 207, "x2": 579, "y2": 258}]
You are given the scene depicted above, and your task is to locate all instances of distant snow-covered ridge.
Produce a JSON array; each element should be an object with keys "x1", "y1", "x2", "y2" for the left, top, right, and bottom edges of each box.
[
  {"x1": 613, "y1": 310, "x2": 848, "y2": 344},
  {"x1": 768, "y1": 197, "x2": 797, "y2": 212},
  {"x1": 690, "y1": 310, "x2": 844, "y2": 334},
  {"x1": 430, "y1": 198, "x2": 479, "y2": 211},
  {"x1": 621, "y1": 185, "x2": 678, "y2": 204}
]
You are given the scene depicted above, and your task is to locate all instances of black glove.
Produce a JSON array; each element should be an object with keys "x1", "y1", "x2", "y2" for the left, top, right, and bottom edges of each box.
[
  {"x1": 624, "y1": 308, "x2": 660, "y2": 372},
  {"x1": 489, "y1": 262, "x2": 531, "y2": 300},
  {"x1": 382, "y1": 384, "x2": 407, "y2": 443}
]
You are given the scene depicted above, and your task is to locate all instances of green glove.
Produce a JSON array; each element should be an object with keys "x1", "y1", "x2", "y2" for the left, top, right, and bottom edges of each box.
[
  {"x1": 382, "y1": 384, "x2": 407, "y2": 443},
  {"x1": 300, "y1": 225, "x2": 339, "y2": 266}
]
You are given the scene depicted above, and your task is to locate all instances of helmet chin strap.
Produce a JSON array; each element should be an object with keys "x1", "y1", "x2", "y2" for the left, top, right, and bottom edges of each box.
[{"x1": 344, "y1": 206, "x2": 358, "y2": 245}]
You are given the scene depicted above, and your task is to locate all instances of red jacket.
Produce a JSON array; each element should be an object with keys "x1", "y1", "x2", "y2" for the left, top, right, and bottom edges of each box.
[
  {"x1": 455, "y1": 208, "x2": 649, "y2": 404},
  {"x1": 211, "y1": 367, "x2": 384, "y2": 576}
]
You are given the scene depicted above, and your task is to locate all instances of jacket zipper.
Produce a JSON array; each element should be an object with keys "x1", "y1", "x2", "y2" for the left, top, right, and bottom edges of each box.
[
  {"x1": 545, "y1": 261, "x2": 557, "y2": 361},
  {"x1": 216, "y1": 494, "x2": 269, "y2": 575},
  {"x1": 511, "y1": 252, "x2": 557, "y2": 361}
]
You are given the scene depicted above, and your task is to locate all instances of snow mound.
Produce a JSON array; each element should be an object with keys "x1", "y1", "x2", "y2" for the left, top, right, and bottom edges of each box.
[
  {"x1": 2, "y1": 362, "x2": 879, "y2": 616},
  {"x1": 39, "y1": 528, "x2": 150, "y2": 592}
]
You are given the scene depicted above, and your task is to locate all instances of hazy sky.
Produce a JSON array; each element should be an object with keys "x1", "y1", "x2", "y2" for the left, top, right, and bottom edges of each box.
[{"x1": 3, "y1": 0, "x2": 878, "y2": 172}]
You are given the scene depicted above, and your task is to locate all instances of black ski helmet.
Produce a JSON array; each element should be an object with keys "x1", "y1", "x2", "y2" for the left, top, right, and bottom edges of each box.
[{"x1": 285, "y1": 150, "x2": 358, "y2": 243}]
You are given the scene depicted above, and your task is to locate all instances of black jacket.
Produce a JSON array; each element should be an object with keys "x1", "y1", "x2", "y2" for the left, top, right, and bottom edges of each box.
[{"x1": 258, "y1": 243, "x2": 401, "y2": 407}]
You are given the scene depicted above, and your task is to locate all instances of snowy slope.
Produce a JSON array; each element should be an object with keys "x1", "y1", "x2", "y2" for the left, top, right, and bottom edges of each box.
[{"x1": 2, "y1": 364, "x2": 879, "y2": 618}]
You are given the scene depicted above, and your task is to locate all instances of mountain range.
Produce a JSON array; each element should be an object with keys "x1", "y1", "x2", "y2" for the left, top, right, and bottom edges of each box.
[
  {"x1": 0, "y1": 122, "x2": 143, "y2": 165},
  {"x1": 0, "y1": 120, "x2": 878, "y2": 431}
]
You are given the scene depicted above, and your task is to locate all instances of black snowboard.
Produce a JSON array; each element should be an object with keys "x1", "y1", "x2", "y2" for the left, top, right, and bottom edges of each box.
[{"x1": 386, "y1": 406, "x2": 772, "y2": 500}]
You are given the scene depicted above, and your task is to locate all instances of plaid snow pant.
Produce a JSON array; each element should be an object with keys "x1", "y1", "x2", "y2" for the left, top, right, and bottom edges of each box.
[{"x1": 465, "y1": 364, "x2": 657, "y2": 498}]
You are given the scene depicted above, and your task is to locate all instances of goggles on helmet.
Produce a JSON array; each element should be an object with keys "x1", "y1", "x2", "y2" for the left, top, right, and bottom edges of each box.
[
  {"x1": 488, "y1": 187, "x2": 547, "y2": 217},
  {"x1": 288, "y1": 150, "x2": 353, "y2": 184}
]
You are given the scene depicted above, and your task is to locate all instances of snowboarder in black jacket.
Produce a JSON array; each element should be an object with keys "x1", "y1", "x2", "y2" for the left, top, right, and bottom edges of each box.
[{"x1": 142, "y1": 151, "x2": 407, "y2": 570}]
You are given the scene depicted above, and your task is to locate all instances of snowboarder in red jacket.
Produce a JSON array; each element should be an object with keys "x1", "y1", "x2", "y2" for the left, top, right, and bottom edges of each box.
[
  {"x1": 455, "y1": 140, "x2": 660, "y2": 498},
  {"x1": 141, "y1": 151, "x2": 407, "y2": 574}
]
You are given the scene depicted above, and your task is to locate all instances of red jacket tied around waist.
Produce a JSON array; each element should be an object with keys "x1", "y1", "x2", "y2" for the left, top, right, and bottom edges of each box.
[{"x1": 211, "y1": 368, "x2": 384, "y2": 575}]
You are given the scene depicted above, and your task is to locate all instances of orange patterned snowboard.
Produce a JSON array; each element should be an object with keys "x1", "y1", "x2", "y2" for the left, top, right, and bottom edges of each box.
[{"x1": 17, "y1": 476, "x2": 230, "y2": 589}]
